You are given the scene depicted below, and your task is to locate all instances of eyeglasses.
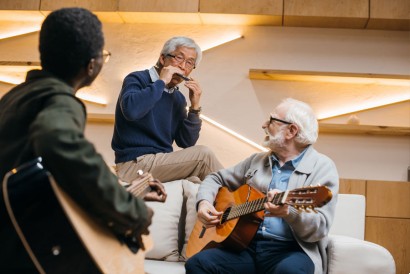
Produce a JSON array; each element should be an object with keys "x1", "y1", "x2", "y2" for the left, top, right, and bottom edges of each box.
[
  {"x1": 102, "y1": 50, "x2": 111, "y2": 63},
  {"x1": 166, "y1": 54, "x2": 196, "y2": 69},
  {"x1": 269, "y1": 116, "x2": 292, "y2": 125}
]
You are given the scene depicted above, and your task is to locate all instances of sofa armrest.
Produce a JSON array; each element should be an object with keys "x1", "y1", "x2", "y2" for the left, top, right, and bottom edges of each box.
[{"x1": 327, "y1": 235, "x2": 395, "y2": 274}]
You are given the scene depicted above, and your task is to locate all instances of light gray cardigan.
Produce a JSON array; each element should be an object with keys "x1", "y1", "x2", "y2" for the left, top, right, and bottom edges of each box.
[{"x1": 196, "y1": 145, "x2": 339, "y2": 274}]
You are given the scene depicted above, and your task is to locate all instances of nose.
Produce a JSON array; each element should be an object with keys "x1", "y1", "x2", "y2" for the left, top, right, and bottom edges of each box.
[
  {"x1": 262, "y1": 120, "x2": 268, "y2": 129},
  {"x1": 178, "y1": 60, "x2": 187, "y2": 70}
]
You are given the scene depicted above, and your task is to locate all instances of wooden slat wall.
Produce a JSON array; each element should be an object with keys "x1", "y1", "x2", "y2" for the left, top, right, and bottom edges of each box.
[
  {"x1": 367, "y1": 0, "x2": 410, "y2": 31},
  {"x1": 339, "y1": 178, "x2": 366, "y2": 195},
  {"x1": 40, "y1": 0, "x2": 118, "y2": 11},
  {"x1": 366, "y1": 180, "x2": 410, "y2": 218},
  {"x1": 199, "y1": 0, "x2": 282, "y2": 15},
  {"x1": 0, "y1": 0, "x2": 408, "y2": 30},
  {"x1": 0, "y1": 0, "x2": 40, "y2": 10},
  {"x1": 283, "y1": 0, "x2": 369, "y2": 29},
  {"x1": 118, "y1": 0, "x2": 199, "y2": 13},
  {"x1": 339, "y1": 178, "x2": 410, "y2": 274}
]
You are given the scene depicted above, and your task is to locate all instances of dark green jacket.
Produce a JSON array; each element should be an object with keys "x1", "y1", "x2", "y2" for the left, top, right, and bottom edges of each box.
[{"x1": 0, "y1": 70, "x2": 148, "y2": 271}]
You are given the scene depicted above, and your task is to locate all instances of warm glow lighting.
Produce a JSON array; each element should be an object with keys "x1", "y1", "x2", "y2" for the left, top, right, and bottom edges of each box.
[
  {"x1": 0, "y1": 66, "x2": 40, "y2": 85},
  {"x1": 0, "y1": 10, "x2": 44, "y2": 40},
  {"x1": 317, "y1": 95, "x2": 410, "y2": 120},
  {"x1": 249, "y1": 69, "x2": 410, "y2": 87},
  {"x1": 75, "y1": 93, "x2": 108, "y2": 106},
  {"x1": 0, "y1": 75, "x2": 23, "y2": 85},
  {"x1": 199, "y1": 113, "x2": 268, "y2": 152},
  {"x1": 0, "y1": 73, "x2": 108, "y2": 106},
  {"x1": 0, "y1": 27, "x2": 40, "y2": 40},
  {"x1": 201, "y1": 34, "x2": 244, "y2": 51}
]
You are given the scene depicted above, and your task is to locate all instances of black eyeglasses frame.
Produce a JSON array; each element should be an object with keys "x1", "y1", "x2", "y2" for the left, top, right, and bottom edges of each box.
[
  {"x1": 269, "y1": 116, "x2": 292, "y2": 125},
  {"x1": 166, "y1": 53, "x2": 196, "y2": 69}
]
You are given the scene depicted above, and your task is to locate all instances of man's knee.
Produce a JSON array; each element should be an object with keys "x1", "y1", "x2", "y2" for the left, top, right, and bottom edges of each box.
[
  {"x1": 185, "y1": 256, "x2": 207, "y2": 274},
  {"x1": 193, "y1": 145, "x2": 214, "y2": 157}
]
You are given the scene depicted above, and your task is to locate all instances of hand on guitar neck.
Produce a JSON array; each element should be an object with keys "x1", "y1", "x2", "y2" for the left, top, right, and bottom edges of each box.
[
  {"x1": 264, "y1": 188, "x2": 290, "y2": 218},
  {"x1": 125, "y1": 170, "x2": 167, "y2": 203},
  {"x1": 122, "y1": 170, "x2": 167, "y2": 251}
]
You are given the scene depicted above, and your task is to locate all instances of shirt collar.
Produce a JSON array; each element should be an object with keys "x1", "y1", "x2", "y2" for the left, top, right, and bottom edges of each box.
[
  {"x1": 270, "y1": 146, "x2": 309, "y2": 169},
  {"x1": 149, "y1": 66, "x2": 178, "y2": 94}
]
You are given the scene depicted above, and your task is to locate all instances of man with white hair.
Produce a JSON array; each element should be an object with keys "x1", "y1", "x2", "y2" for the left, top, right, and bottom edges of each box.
[
  {"x1": 186, "y1": 98, "x2": 339, "y2": 274},
  {"x1": 112, "y1": 36, "x2": 223, "y2": 184}
]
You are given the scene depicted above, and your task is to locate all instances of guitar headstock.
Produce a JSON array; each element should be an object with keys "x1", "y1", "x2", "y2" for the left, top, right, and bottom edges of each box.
[{"x1": 284, "y1": 185, "x2": 332, "y2": 213}]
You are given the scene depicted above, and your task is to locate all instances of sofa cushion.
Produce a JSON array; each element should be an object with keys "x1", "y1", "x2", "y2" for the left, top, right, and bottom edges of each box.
[
  {"x1": 180, "y1": 180, "x2": 200, "y2": 261},
  {"x1": 144, "y1": 259, "x2": 185, "y2": 274},
  {"x1": 327, "y1": 235, "x2": 396, "y2": 274},
  {"x1": 145, "y1": 180, "x2": 183, "y2": 261},
  {"x1": 329, "y1": 194, "x2": 365, "y2": 240}
]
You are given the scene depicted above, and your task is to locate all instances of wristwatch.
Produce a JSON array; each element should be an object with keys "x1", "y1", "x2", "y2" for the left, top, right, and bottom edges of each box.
[{"x1": 189, "y1": 106, "x2": 201, "y2": 114}]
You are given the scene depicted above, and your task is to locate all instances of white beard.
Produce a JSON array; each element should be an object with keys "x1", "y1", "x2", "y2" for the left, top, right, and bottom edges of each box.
[{"x1": 262, "y1": 128, "x2": 286, "y2": 150}]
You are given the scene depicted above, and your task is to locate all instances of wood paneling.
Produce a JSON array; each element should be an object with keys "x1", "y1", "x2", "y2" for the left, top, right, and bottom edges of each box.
[
  {"x1": 319, "y1": 123, "x2": 410, "y2": 136},
  {"x1": 199, "y1": 14, "x2": 282, "y2": 26},
  {"x1": 40, "y1": 0, "x2": 118, "y2": 11},
  {"x1": 284, "y1": 0, "x2": 369, "y2": 28},
  {"x1": 249, "y1": 69, "x2": 410, "y2": 83},
  {"x1": 339, "y1": 178, "x2": 366, "y2": 195},
  {"x1": 200, "y1": 0, "x2": 282, "y2": 15},
  {"x1": 0, "y1": 0, "x2": 40, "y2": 10},
  {"x1": 341, "y1": 179, "x2": 410, "y2": 274},
  {"x1": 366, "y1": 180, "x2": 410, "y2": 218},
  {"x1": 365, "y1": 217, "x2": 410, "y2": 274},
  {"x1": 0, "y1": 0, "x2": 408, "y2": 30},
  {"x1": 119, "y1": 0, "x2": 199, "y2": 13},
  {"x1": 118, "y1": 12, "x2": 202, "y2": 24},
  {"x1": 367, "y1": 0, "x2": 410, "y2": 31}
]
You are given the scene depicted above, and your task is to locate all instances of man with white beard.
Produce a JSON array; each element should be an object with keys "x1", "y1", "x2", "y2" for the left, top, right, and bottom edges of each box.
[{"x1": 186, "y1": 98, "x2": 339, "y2": 274}]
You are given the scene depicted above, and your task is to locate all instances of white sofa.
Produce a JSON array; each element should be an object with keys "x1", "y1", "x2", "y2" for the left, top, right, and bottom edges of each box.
[{"x1": 144, "y1": 182, "x2": 396, "y2": 274}]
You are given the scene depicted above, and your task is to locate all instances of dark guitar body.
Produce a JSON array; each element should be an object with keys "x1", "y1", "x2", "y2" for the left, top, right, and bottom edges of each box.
[{"x1": 2, "y1": 158, "x2": 99, "y2": 274}]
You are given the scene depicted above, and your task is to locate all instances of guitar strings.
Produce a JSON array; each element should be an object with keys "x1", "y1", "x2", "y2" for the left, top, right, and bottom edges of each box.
[
  {"x1": 126, "y1": 175, "x2": 152, "y2": 197},
  {"x1": 225, "y1": 192, "x2": 285, "y2": 221}
]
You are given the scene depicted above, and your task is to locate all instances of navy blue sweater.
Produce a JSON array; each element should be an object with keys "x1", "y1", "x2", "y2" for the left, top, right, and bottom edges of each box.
[{"x1": 112, "y1": 70, "x2": 202, "y2": 163}]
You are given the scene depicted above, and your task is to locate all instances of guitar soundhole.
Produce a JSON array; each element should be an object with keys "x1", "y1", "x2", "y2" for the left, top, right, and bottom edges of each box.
[{"x1": 220, "y1": 207, "x2": 231, "y2": 224}]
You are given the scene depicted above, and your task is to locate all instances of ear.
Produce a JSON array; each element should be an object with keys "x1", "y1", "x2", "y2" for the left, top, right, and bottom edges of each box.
[
  {"x1": 86, "y1": 58, "x2": 96, "y2": 76},
  {"x1": 287, "y1": 124, "x2": 299, "y2": 139},
  {"x1": 158, "y1": 54, "x2": 166, "y2": 67}
]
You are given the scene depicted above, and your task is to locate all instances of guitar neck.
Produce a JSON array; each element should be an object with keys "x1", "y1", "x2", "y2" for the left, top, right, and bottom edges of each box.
[
  {"x1": 125, "y1": 175, "x2": 152, "y2": 198},
  {"x1": 225, "y1": 191, "x2": 288, "y2": 221},
  {"x1": 223, "y1": 185, "x2": 331, "y2": 222}
]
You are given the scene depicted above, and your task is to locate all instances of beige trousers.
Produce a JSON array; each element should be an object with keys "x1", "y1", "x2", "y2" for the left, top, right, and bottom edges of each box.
[{"x1": 115, "y1": 145, "x2": 224, "y2": 184}]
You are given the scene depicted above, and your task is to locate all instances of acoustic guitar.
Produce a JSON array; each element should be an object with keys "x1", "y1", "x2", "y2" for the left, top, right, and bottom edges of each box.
[
  {"x1": 187, "y1": 184, "x2": 332, "y2": 258},
  {"x1": 2, "y1": 157, "x2": 152, "y2": 274}
]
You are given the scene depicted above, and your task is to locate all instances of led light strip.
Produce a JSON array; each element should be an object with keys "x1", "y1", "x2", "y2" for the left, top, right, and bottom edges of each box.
[{"x1": 199, "y1": 113, "x2": 268, "y2": 152}]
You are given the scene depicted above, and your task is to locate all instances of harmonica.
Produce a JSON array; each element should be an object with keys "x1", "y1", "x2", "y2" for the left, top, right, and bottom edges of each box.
[{"x1": 176, "y1": 73, "x2": 190, "y2": 81}]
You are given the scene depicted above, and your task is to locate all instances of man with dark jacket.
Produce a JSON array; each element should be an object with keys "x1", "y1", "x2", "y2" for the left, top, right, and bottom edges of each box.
[{"x1": 0, "y1": 8, "x2": 166, "y2": 273}]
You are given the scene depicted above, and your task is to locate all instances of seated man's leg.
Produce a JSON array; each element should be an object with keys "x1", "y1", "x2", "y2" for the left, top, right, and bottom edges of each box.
[
  {"x1": 185, "y1": 247, "x2": 255, "y2": 274},
  {"x1": 117, "y1": 145, "x2": 223, "y2": 183},
  {"x1": 255, "y1": 240, "x2": 314, "y2": 274}
]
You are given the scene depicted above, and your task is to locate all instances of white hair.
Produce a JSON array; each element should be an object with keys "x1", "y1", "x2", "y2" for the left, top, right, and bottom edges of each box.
[
  {"x1": 281, "y1": 98, "x2": 318, "y2": 145},
  {"x1": 160, "y1": 36, "x2": 202, "y2": 67}
]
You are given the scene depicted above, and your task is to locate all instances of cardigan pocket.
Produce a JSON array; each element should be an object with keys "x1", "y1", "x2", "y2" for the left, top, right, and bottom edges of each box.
[{"x1": 244, "y1": 168, "x2": 257, "y2": 185}]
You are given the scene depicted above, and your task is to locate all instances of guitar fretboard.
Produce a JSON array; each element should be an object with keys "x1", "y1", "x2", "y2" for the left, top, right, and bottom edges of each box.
[
  {"x1": 125, "y1": 175, "x2": 152, "y2": 198},
  {"x1": 223, "y1": 191, "x2": 286, "y2": 222}
]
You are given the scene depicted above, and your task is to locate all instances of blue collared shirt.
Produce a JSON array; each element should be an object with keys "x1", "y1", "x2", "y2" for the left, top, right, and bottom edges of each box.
[{"x1": 256, "y1": 148, "x2": 308, "y2": 241}]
